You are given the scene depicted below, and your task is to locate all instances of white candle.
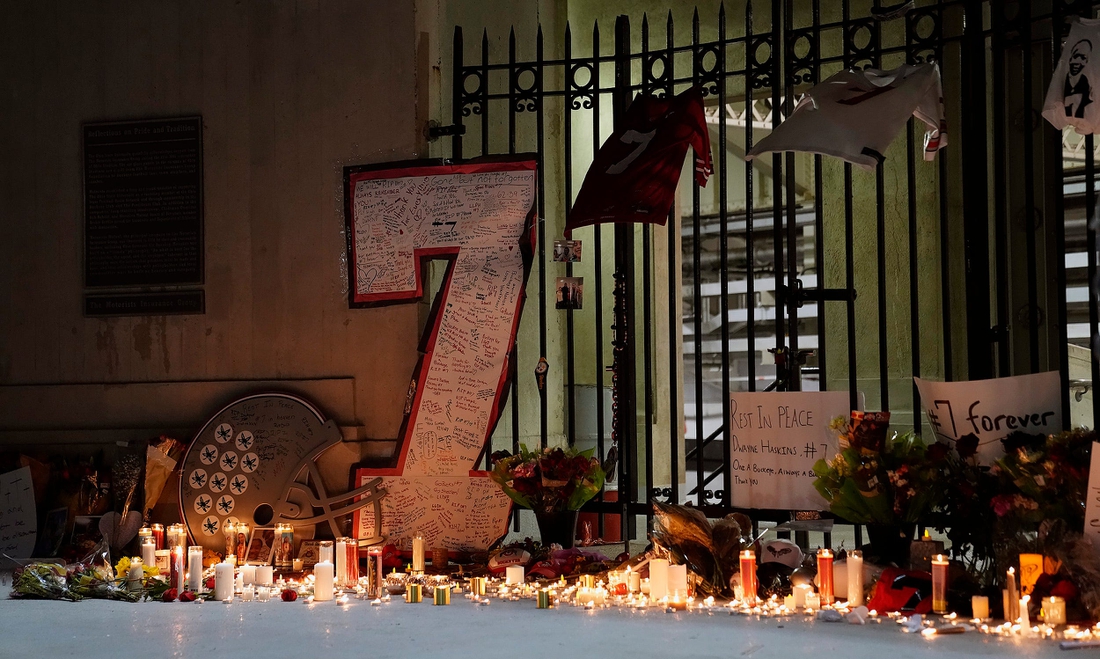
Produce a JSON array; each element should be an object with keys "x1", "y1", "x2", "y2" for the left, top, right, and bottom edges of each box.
[
  {"x1": 235, "y1": 567, "x2": 244, "y2": 592},
  {"x1": 668, "y1": 565, "x2": 688, "y2": 597},
  {"x1": 847, "y1": 551, "x2": 864, "y2": 607},
  {"x1": 188, "y1": 546, "x2": 204, "y2": 592},
  {"x1": 649, "y1": 559, "x2": 669, "y2": 601},
  {"x1": 1020, "y1": 595, "x2": 1032, "y2": 635},
  {"x1": 505, "y1": 565, "x2": 525, "y2": 585},
  {"x1": 335, "y1": 539, "x2": 347, "y2": 585},
  {"x1": 412, "y1": 536, "x2": 425, "y2": 572},
  {"x1": 141, "y1": 540, "x2": 156, "y2": 569},
  {"x1": 1044, "y1": 596, "x2": 1067, "y2": 626},
  {"x1": 256, "y1": 565, "x2": 274, "y2": 586},
  {"x1": 241, "y1": 564, "x2": 257, "y2": 586},
  {"x1": 127, "y1": 558, "x2": 144, "y2": 591},
  {"x1": 972, "y1": 595, "x2": 990, "y2": 619},
  {"x1": 627, "y1": 569, "x2": 641, "y2": 593},
  {"x1": 240, "y1": 585, "x2": 255, "y2": 601},
  {"x1": 319, "y1": 543, "x2": 333, "y2": 564},
  {"x1": 214, "y1": 561, "x2": 234, "y2": 601},
  {"x1": 314, "y1": 561, "x2": 335, "y2": 601},
  {"x1": 793, "y1": 583, "x2": 811, "y2": 609}
]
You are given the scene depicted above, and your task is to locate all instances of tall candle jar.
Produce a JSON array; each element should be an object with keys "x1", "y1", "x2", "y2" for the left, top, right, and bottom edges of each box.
[
  {"x1": 931, "y1": 554, "x2": 949, "y2": 614},
  {"x1": 274, "y1": 524, "x2": 294, "y2": 570},
  {"x1": 151, "y1": 523, "x2": 165, "y2": 550},
  {"x1": 817, "y1": 549, "x2": 834, "y2": 606}
]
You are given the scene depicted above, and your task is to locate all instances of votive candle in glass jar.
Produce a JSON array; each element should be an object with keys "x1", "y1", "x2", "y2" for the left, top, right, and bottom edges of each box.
[
  {"x1": 274, "y1": 524, "x2": 294, "y2": 570},
  {"x1": 931, "y1": 554, "x2": 949, "y2": 614},
  {"x1": 739, "y1": 550, "x2": 758, "y2": 606},
  {"x1": 817, "y1": 549, "x2": 834, "y2": 606},
  {"x1": 151, "y1": 523, "x2": 165, "y2": 550}
]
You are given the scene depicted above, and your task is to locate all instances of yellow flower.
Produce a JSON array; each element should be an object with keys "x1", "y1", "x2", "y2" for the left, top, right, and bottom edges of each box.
[
  {"x1": 115, "y1": 557, "x2": 131, "y2": 577},
  {"x1": 143, "y1": 565, "x2": 159, "y2": 578}
]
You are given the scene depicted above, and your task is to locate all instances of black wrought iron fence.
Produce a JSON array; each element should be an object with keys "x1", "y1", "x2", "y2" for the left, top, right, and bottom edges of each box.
[{"x1": 443, "y1": 0, "x2": 1100, "y2": 547}]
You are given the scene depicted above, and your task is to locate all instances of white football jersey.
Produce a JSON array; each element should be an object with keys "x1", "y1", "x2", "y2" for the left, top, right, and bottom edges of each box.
[
  {"x1": 1043, "y1": 17, "x2": 1100, "y2": 135},
  {"x1": 746, "y1": 63, "x2": 947, "y2": 170}
]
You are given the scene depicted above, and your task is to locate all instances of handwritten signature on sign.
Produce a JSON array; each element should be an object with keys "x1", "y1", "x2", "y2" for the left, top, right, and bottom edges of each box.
[{"x1": 349, "y1": 161, "x2": 537, "y2": 550}]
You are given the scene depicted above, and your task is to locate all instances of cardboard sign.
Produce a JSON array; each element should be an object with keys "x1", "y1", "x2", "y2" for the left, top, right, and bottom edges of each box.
[
  {"x1": 0, "y1": 466, "x2": 37, "y2": 558},
  {"x1": 727, "y1": 391, "x2": 851, "y2": 510},
  {"x1": 914, "y1": 372, "x2": 1062, "y2": 464},
  {"x1": 1085, "y1": 443, "x2": 1100, "y2": 547}
]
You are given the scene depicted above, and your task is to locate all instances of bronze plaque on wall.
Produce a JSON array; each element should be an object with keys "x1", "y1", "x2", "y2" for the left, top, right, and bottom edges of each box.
[{"x1": 83, "y1": 117, "x2": 203, "y2": 287}]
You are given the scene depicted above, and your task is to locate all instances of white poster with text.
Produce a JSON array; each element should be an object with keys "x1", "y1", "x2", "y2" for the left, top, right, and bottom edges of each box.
[
  {"x1": 0, "y1": 467, "x2": 36, "y2": 559},
  {"x1": 914, "y1": 372, "x2": 1062, "y2": 464},
  {"x1": 1085, "y1": 443, "x2": 1100, "y2": 548},
  {"x1": 728, "y1": 391, "x2": 851, "y2": 510}
]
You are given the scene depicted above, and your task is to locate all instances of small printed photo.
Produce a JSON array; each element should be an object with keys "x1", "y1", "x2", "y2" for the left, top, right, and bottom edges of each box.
[
  {"x1": 245, "y1": 527, "x2": 275, "y2": 565},
  {"x1": 555, "y1": 276, "x2": 584, "y2": 310},
  {"x1": 297, "y1": 539, "x2": 322, "y2": 568},
  {"x1": 552, "y1": 239, "x2": 582, "y2": 263}
]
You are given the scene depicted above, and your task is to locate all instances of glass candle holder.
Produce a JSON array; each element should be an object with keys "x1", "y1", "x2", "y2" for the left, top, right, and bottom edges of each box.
[
  {"x1": 931, "y1": 554, "x2": 949, "y2": 614},
  {"x1": 739, "y1": 550, "x2": 758, "y2": 605},
  {"x1": 817, "y1": 549, "x2": 834, "y2": 605},
  {"x1": 167, "y1": 524, "x2": 187, "y2": 551},
  {"x1": 433, "y1": 585, "x2": 451, "y2": 605},
  {"x1": 274, "y1": 524, "x2": 294, "y2": 570},
  {"x1": 407, "y1": 583, "x2": 422, "y2": 603},
  {"x1": 151, "y1": 523, "x2": 165, "y2": 550},
  {"x1": 223, "y1": 521, "x2": 238, "y2": 559},
  {"x1": 318, "y1": 540, "x2": 334, "y2": 565},
  {"x1": 847, "y1": 550, "x2": 864, "y2": 607}
]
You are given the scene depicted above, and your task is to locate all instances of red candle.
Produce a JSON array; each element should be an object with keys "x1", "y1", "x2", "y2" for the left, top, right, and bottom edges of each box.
[
  {"x1": 740, "y1": 550, "x2": 758, "y2": 605},
  {"x1": 151, "y1": 524, "x2": 165, "y2": 550},
  {"x1": 818, "y1": 549, "x2": 834, "y2": 605},
  {"x1": 170, "y1": 546, "x2": 185, "y2": 593}
]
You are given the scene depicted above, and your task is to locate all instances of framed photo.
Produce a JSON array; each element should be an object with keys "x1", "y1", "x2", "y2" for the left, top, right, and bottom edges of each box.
[
  {"x1": 552, "y1": 239, "x2": 582, "y2": 263},
  {"x1": 245, "y1": 527, "x2": 275, "y2": 565},
  {"x1": 555, "y1": 276, "x2": 583, "y2": 310},
  {"x1": 297, "y1": 540, "x2": 322, "y2": 568}
]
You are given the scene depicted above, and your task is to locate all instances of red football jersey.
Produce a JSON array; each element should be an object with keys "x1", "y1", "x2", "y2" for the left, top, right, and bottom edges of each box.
[{"x1": 565, "y1": 86, "x2": 712, "y2": 236}]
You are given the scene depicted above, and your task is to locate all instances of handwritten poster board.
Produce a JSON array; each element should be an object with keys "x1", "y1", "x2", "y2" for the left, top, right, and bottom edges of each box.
[
  {"x1": 727, "y1": 391, "x2": 851, "y2": 510},
  {"x1": 915, "y1": 372, "x2": 1062, "y2": 464},
  {"x1": 0, "y1": 467, "x2": 37, "y2": 558},
  {"x1": 345, "y1": 158, "x2": 537, "y2": 550}
]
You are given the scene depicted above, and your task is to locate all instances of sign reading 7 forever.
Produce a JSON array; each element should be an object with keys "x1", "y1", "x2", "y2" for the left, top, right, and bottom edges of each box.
[{"x1": 345, "y1": 159, "x2": 537, "y2": 551}]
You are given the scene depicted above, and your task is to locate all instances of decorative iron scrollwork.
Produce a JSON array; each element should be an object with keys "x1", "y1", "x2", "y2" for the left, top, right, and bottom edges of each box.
[
  {"x1": 569, "y1": 61, "x2": 595, "y2": 110},
  {"x1": 845, "y1": 18, "x2": 877, "y2": 70},
  {"x1": 906, "y1": 7, "x2": 941, "y2": 64},
  {"x1": 750, "y1": 36, "x2": 774, "y2": 89},
  {"x1": 694, "y1": 44, "x2": 721, "y2": 96},
  {"x1": 459, "y1": 69, "x2": 484, "y2": 117},
  {"x1": 511, "y1": 64, "x2": 540, "y2": 113}
]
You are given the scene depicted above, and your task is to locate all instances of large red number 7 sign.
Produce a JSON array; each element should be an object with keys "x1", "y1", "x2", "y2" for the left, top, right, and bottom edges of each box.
[{"x1": 346, "y1": 158, "x2": 537, "y2": 550}]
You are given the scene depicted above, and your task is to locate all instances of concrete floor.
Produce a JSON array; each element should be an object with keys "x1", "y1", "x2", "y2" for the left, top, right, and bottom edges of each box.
[{"x1": 0, "y1": 589, "x2": 1078, "y2": 659}]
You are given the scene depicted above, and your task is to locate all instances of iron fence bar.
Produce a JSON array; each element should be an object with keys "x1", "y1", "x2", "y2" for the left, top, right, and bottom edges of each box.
[
  {"x1": 906, "y1": 13, "x2": 922, "y2": 431},
  {"x1": 685, "y1": 425, "x2": 724, "y2": 462},
  {"x1": 771, "y1": 0, "x2": 787, "y2": 366},
  {"x1": 508, "y1": 29, "x2": 521, "y2": 532},
  {"x1": 746, "y1": 0, "x2": 757, "y2": 394},
  {"x1": 665, "y1": 11, "x2": 680, "y2": 507},
  {"x1": 536, "y1": 26, "x2": 549, "y2": 450},
  {"x1": 874, "y1": 4, "x2": 889, "y2": 411},
  {"x1": 641, "y1": 13, "x2": 656, "y2": 525},
  {"x1": 843, "y1": 2, "x2": 858, "y2": 410},
  {"x1": 962, "y1": 0, "x2": 992, "y2": 381},
  {"x1": 1051, "y1": 4, "x2": 1071, "y2": 429},
  {"x1": 591, "y1": 19, "x2": 607, "y2": 538},
  {"x1": 992, "y1": 3, "x2": 1010, "y2": 378},
  {"x1": 1023, "y1": 3, "x2": 1041, "y2": 374},
  {"x1": 612, "y1": 12, "x2": 637, "y2": 546},
  {"x1": 692, "y1": 8, "x2": 706, "y2": 507},
  {"x1": 481, "y1": 31, "x2": 489, "y2": 156},
  {"x1": 718, "y1": 3, "x2": 732, "y2": 510},
  {"x1": 564, "y1": 24, "x2": 577, "y2": 448},
  {"x1": 813, "y1": 0, "x2": 826, "y2": 394},
  {"x1": 452, "y1": 28, "x2": 464, "y2": 160},
  {"x1": 784, "y1": 1, "x2": 800, "y2": 393}
]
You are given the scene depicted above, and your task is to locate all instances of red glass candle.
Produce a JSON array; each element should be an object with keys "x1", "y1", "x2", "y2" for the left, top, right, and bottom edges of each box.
[
  {"x1": 817, "y1": 549, "x2": 834, "y2": 605},
  {"x1": 739, "y1": 550, "x2": 758, "y2": 605},
  {"x1": 151, "y1": 524, "x2": 165, "y2": 550}
]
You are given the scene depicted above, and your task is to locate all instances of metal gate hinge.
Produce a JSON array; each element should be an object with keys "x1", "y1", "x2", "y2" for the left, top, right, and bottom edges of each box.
[{"x1": 780, "y1": 280, "x2": 857, "y2": 307}]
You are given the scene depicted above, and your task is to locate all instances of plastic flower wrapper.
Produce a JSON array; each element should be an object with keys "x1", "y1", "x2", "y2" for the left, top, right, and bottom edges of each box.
[
  {"x1": 489, "y1": 445, "x2": 604, "y2": 513},
  {"x1": 69, "y1": 540, "x2": 139, "y2": 602},
  {"x1": 650, "y1": 502, "x2": 753, "y2": 598},
  {"x1": 11, "y1": 562, "x2": 81, "y2": 601}
]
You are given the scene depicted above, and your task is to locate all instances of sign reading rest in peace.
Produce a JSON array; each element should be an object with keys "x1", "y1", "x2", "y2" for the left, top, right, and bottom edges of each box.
[{"x1": 727, "y1": 391, "x2": 851, "y2": 510}]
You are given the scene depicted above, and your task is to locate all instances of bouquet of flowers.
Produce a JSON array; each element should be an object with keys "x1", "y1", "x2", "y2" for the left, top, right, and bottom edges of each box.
[
  {"x1": 813, "y1": 412, "x2": 945, "y2": 525},
  {"x1": 989, "y1": 429, "x2": 1091, "y2": 531},
  {"x1": 489, "y1": 445, "x2": 604, "y2": 513}
]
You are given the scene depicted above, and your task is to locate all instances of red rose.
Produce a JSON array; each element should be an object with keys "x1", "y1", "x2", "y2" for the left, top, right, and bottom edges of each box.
[
  {"x1": 162, "y1": 588, "x2": 178, "y2": 602},
  {"x1": 281, "y1": 589, "x2": 298, "y2": 602},
  {"x1": 205, "y1": 576, "x2": 216, "y2": 590},
  {"x1": 179, "y1": 591, "x2": 197, "y2": 602}
]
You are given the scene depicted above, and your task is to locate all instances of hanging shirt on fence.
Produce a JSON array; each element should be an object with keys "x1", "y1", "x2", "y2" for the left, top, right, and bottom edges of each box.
[
  {"x1": 1043, "y1": 17, "x2": 1100, "y2": 134},
  {"x1": 745, "y1": 63, "x2": 947, "y2": 170},
  {"x1": 565, "y1": 86, "x2": 712, "y2": 237}
]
